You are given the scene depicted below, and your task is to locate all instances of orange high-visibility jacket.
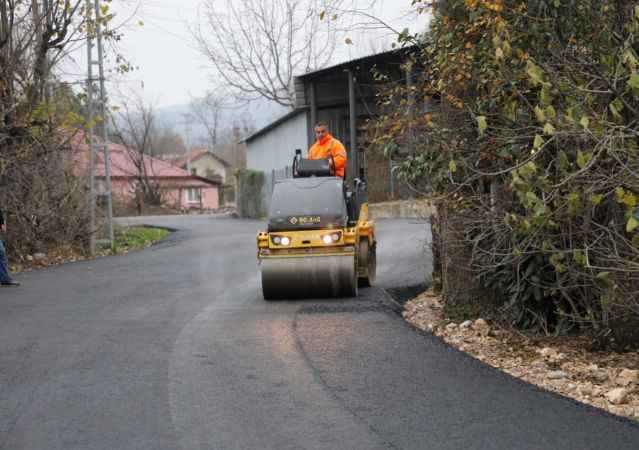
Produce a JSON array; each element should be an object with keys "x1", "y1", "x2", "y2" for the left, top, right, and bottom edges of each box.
[{"x1": 308, "y1": 134, "x2": 347, "y2": 178}]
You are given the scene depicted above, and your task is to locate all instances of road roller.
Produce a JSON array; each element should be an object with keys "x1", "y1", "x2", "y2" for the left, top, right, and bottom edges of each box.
[{"x1": 257, "y1": 152, "x2": 376, "y2": 300}]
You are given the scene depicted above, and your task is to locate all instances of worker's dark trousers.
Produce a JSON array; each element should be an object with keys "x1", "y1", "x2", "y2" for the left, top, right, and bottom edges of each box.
[{"x1": 0, "y1": 240, "x2": 12, "y2": 283}]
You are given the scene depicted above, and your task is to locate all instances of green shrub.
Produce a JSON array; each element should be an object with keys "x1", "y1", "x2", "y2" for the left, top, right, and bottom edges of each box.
[
  {"x1": 371, "y1": 0, "x2": 639, "y2": 346},
  {"x1": 237, "y1": 169, "x2": 265, "y2": 219}
]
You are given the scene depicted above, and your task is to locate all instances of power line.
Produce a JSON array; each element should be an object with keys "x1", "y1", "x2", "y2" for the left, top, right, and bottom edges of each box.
[{"x1": 179, "y1": 113, "x2": 195, "y2": 173}]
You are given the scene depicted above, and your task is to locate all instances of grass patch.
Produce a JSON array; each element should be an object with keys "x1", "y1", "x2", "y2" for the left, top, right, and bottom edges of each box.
[
  {"x1": 10, "y1": 227, "x2": 171, "y2": 273},
  {"x1": 103, "y1": 226, "x2": 170, "y2": 254}
]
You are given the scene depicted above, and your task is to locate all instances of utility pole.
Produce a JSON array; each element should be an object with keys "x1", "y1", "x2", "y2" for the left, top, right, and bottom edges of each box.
[
  {"x1": 86, "y1": 0, "x2": 114, "y2": 254},
  {"x1": 180, "y1": 113, "x2": 193, "y2": 173}
]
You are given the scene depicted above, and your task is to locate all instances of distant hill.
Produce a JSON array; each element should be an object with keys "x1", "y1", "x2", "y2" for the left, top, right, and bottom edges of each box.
[{"x1": 155, "y1": 97, "x2": 289, "y2": 148}]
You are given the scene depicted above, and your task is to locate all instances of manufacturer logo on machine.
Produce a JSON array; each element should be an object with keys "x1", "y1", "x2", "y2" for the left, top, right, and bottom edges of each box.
[{"x1": 289, "y1": 216, "x2": 321, "y2": 225}]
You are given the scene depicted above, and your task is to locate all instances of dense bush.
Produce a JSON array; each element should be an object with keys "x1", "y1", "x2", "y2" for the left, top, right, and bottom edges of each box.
[
  {"x1": 370, "y1": 0, "x2": 639, "y2": 346},
  {"x1": 237, "y1": 169, "x2": 265, "y2": 219},
  {"x1": 1, "y1": 132, "x2": 90, "y2": 257}
]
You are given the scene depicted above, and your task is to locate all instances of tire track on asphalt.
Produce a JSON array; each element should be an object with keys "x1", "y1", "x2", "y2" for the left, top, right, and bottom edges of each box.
[
  {"x1": 167, "y1": 272, "x2": 262, "y2": 450},
  {"x1": 291, "y1": 299, "x2": 400, "y2": 450}
]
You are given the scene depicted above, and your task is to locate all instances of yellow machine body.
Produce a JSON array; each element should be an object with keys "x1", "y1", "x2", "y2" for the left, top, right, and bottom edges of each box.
[{"x1": 257, "y1": 204, "x2": 376, "y2": 300}]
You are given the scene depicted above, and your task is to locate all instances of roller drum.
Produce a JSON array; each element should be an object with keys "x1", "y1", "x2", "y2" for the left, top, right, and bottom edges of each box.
[{"x1": 261, "y1": 254, "x2": 357, "y2": 300}]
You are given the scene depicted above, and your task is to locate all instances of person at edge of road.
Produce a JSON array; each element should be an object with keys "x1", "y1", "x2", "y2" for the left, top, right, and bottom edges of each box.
[
  {"x1": 0, "y1": 209, "x2": 19, "y2": 287},
  {"x1": 308, "y1": 121, "x2": 347, "y2": 178}
]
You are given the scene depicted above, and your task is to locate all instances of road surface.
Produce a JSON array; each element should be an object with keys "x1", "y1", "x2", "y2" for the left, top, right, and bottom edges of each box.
[{"x1": 0, "y1": 215, "x2": 637, "y2": 449}]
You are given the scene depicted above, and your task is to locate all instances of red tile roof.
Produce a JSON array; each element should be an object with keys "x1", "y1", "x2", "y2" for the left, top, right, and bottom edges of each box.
[{"x1": 71, "y1": 131, "x2": 220, "y2": 185}]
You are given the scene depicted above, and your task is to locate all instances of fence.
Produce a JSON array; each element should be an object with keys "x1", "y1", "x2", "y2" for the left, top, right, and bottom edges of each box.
[
  {"x1": 261, "y1": 166, "x2": 293, "y2": 215},
  {"x1": 366, "y1": 155, "x2": 416, "y2": 202},
  {"x1": 237, "y1": 166, "x2": 292, "y2": 219}
]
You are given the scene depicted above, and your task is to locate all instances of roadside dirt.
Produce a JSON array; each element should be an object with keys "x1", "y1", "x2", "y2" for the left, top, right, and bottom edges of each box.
[
  {"x1": 403, "y1": 291, "x2": 639, "y2": 422},
  {"x1": 10, "y1": 246, "x2": 96, "y2": 274}
]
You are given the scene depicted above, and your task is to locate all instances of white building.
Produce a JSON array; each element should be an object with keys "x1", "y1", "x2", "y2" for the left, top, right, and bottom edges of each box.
[
  {"x1": 238, "y1": 46, "x2": 420, "y2": 217},
  {"x1": 243, "y1": 108, "x2": 308, "y2": 174}
]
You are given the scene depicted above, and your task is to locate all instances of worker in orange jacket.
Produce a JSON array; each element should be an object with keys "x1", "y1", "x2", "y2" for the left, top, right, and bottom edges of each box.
[{"x1": 308, "y1": 122, "x2": 347, "y2": 178}]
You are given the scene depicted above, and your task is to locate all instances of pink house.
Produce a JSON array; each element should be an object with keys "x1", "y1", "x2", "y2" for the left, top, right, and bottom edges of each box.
[{"x1": 72, "y1": 133, "x2": 220, "y2": 211}]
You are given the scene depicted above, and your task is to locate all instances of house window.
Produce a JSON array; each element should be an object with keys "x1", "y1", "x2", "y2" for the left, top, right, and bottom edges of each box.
[{"x1": 187, "y1": 188, "x2": 202, "y2": 203}]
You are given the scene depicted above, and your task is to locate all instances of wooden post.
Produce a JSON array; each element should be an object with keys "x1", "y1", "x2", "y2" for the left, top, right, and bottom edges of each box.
[
  {"x1": 309, "y1": 80, "x2": 317, "y2": 148},
  {"x1": 348, "y1": 69, "x2": 357, "y2": 184}
]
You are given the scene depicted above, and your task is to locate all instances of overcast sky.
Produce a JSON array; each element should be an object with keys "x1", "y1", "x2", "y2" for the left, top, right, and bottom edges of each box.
[{"x1": 66, "y1": 1, "x2": 428, "y2": 109}]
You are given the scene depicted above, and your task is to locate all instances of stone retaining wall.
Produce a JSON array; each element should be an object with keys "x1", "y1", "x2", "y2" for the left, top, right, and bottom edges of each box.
[{"x1": 368, "y1": 199, "x2": 435, "y2": 220}]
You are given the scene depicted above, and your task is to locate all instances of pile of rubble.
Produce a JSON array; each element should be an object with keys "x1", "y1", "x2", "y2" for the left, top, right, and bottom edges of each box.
[{"x1": 403, "y1": 291, "x2": 639, "y2": 421}]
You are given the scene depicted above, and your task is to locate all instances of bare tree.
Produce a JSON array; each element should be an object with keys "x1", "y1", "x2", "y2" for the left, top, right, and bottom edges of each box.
[
  {"x1": 1, "y1": 1, "x2": 86, "y2": 125},
  {"x1": 189, "y1": 90, "x2": 233, "y2": 147},
  {"x1": 153, "y1": 126, "x2": 187, "y2": 157},
  {"x1": 323, "y1": 1, "x2": 414, "y2": 35},
  {"x1": 110, "y1": 93, "x2": 164, "y2": 212},
  {"x1": 189, "y1": 88, "x2": 257, "y2": 152},
  {"x1": 193, "y1": 0, "x2": 357, "y2": 108}
]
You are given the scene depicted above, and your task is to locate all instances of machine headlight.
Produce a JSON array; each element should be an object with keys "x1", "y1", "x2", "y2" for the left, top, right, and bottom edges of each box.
[
  {"x1": 271, "y1": 235, "x2": 291, "y2": 246},
  {"x1": 322, "y1": 232, "x2": 341, "y2": 244}
]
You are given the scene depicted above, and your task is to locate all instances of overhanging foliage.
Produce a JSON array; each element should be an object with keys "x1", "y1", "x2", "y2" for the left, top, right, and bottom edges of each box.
[{"x1": 369, "y1": 0, "x2": 639, "y2": 346}]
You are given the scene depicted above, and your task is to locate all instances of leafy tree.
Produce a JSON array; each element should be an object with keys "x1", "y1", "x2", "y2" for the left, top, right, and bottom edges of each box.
[
  {"x1": 371, "y1": 0, "x2": 639, "y2": 345},
  {"x1": 0, "y1": 0, "x2": 127, "y2": 256}
]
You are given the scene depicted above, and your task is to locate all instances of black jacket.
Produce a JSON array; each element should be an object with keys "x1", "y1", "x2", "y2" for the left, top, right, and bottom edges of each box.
[{"x1": 0, "y1": 209, "x2": 4, "y2": 226}]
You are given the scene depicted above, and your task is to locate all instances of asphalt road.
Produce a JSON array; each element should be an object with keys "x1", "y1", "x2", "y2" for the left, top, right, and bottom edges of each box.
[{"x1": 0, "y1": 215, "x2": 637, "y2": 450}]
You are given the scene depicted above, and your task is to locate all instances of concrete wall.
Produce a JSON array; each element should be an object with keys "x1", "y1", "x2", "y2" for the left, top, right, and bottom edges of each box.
[
  {"x1": 180, "y1": 186, "x2": 219, "y2": 210},
  {"x1": 162, "y1": 186, "x2": 219, "y2": 210},
  {"x1": 111, "y1": 179, "x2": 132, "y2": 200},
  {"x1": 110, "y1": 179, "x2": 219, "y2": 210},
  {"x1": 368, "y1": 199, "x2": 435, "y2": 220},
  {"x1": 246, "y1": 111, "x2": 308, "y2": 173}
]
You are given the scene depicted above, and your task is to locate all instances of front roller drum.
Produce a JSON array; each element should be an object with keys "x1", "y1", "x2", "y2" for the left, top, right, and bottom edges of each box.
[
  {"x1": 358, "y1": 239, "x2": 377, "y2": 287},
  {"x1": 261, "y1": 254, "x2": 357, "y2": 300}
]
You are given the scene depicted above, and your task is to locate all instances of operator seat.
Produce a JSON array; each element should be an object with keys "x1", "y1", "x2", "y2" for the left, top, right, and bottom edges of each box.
[{"x1": 292, "y1": 149, "x2": 364, "y2": 224}]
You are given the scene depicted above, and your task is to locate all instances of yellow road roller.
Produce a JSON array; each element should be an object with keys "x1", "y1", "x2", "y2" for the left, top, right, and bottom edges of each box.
[{"x1": 257, "y1": 153, "x2": 376, "y2": 300}]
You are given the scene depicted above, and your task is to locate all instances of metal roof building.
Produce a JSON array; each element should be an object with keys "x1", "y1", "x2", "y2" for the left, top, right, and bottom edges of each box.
[{"x1": 243, "y1": 45, "x2": 420, "y2": 205}]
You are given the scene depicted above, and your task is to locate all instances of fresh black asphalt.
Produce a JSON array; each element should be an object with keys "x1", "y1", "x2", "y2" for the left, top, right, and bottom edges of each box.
[{"x1": 0, "y1": 215, "x2": 637, "y2": 449}]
